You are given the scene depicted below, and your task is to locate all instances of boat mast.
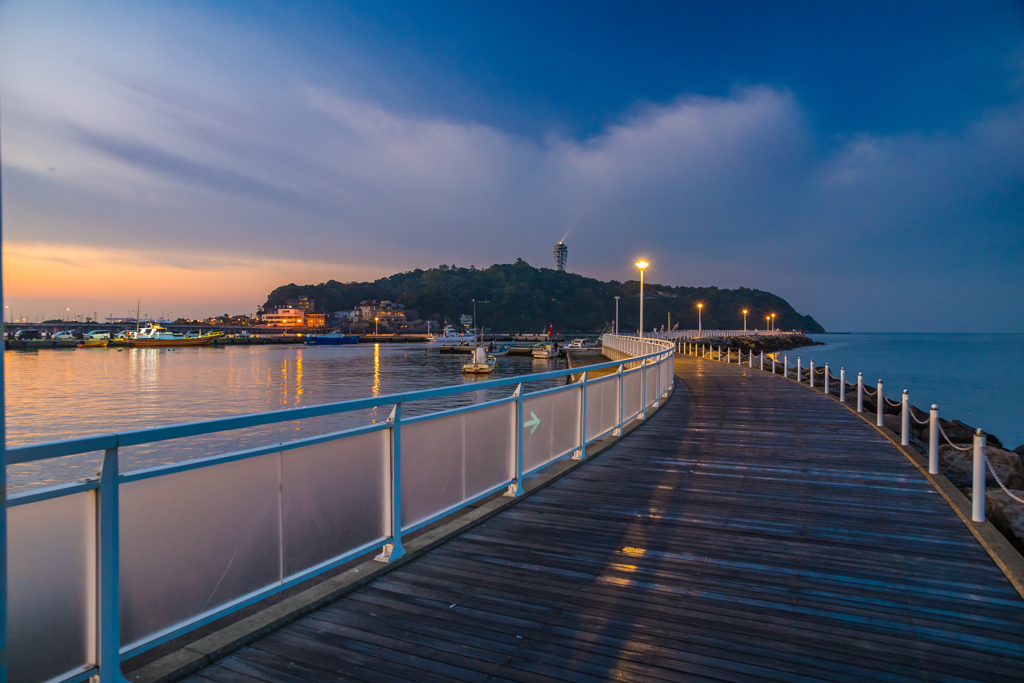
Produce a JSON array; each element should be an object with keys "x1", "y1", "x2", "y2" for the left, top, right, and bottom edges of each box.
[{"x1": 136, "y1": 299, "x2": 141, "y2": 335}]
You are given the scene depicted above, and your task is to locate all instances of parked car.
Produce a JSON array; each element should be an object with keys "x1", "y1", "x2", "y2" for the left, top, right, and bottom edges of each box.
[
  {"x1": 52, "y1": 331, "x2": 76, "y2": 340},
  {"x1": 86, "y1": 330, "x2": 112, "y2": 340},
  {"x1": 14, "y1": 329, "x2": 42, "y2": 340}
]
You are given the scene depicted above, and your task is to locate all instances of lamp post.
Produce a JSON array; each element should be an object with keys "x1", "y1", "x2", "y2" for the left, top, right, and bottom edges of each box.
[
  {"x1": 635, "y1": 261, "x2": 648, "y2": 338},
  {"x1": 697, "y1": 303, "x2": 703, "y2": 334},
  {"x1": 613, "y1": 296, "x2": 620, "y2": 335},
  {"x1": 742, "y1": 309, "x2": 748, "y2": 333},
  {"x1": 766, "y1": 316, "x2": 770, "y2": 332},
  {"x1": 374, "y1": 316, "x2": 379, "y2": 337},
  {"x1": 771, "y1": 313, "x2": 776, "y2": 332}
]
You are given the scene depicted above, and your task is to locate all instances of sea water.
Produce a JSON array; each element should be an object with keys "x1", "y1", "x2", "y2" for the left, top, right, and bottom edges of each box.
[
  {"x1": 4, "y1": 343, "x2": 569, "y2": 492},
  {"x1": 805, "y1": 333, "x2": 1023, "y2": 450}
]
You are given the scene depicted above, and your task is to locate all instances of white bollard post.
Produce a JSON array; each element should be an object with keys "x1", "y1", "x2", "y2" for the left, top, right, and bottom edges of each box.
[
  {"x1": 839, "y1": 368, "x2": 845, "y2": 402},
  {"x1": 783, "y1": 355, "x2": 788, "y2": 378},
  {"x1": 973, "y1": 429, "x2": 986, "y2": 522},
  {"x1": 760, "y1": 351, "x2": 764, "y2": 370},
  {"x1": 876, "y1": 380, "x2": 884, "y2": 427},
  {"x1": 717, "y1": 345, "x2": 722, "y2": 361},
  {"x1": 772, "y1": 353, "x2": 775, "y2": 374},
  {"x1": 749, "y1": 350, "x2": 753, "y2": 368},
  {"x1": 857, "y1": 373, "x2": 863, "y2": 412},
  {"x1": 929, "y1": 405, "x2": 939, "y2": 475},
  {"x1": 809, "y1": 360, "x2": 815, "y2": 388},
  {"x1": 797, "y1": 357, "x2": 802, "y2": 382},
  {"x1": 824, "y1": 364, "x2": 829, "y2": 395},
  {"x1": 901, "y1": 390, "x2": 910, "y2": 446},
  {"x1": 727, "y1": 348, "x2": 731, "y2": 363}
]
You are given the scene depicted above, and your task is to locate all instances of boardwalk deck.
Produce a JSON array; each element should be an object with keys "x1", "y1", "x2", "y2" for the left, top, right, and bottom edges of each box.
[{"x1": 184, "y1": 356, "x2": 1024, "y2": 682}]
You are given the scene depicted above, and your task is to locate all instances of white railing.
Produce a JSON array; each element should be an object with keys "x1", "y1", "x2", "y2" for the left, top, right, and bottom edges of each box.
[
  {"x1": 4, "y1": 337, "x2": 673, "y2": 683},
  {"x1": 676, "y1": 340, "x2": 1014, "y2": 525},
  {"x1": 652, "y1": 329, "x2": 801, "y2": 340}
]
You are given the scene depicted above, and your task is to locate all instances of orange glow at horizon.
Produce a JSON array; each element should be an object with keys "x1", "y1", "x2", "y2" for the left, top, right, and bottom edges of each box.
[{"x1": 3, "y1": 243, "x2": 384, "y2": 319}]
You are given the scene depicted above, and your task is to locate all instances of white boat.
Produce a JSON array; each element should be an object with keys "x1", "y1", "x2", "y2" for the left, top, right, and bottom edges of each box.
[
  {"x1": 568, "y1": 338, "x2": 588, "y2": 348},
  {"x1": 486, "y1": 344, "x2": 512, "y2": 357},
  {"x1": 427, "y1": 324, "x2": 475, "y2": 343},
  {"x1": 462, "y1": 346, "x2": 496, "y2": 374}
]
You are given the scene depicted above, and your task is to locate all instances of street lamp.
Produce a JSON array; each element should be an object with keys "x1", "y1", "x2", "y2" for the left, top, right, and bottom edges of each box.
[
  {"x1": 635, "y1": 261, "x2": 648, "y2": 338},
  {"x1": 374, "y1": 316, "x2": 379, "y2": 337},
  {"x1": 697, "y1": 303, "x2": 703, "y2": 334},
  {"x1": 613, "y1": 296, "x2": 620, "y2": 335},
  {"x1": 766, "y1": 316, "x2": 770, "y2": 332},
  {"x1": 743, "y1": 309, "x2": 748, "y2": 333},
  {"x1": 771, "y1": 313, "x2": 776, "y2": 333}
]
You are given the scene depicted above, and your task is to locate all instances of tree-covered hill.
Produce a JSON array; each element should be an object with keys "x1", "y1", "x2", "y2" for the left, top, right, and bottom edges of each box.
[{"x1": 263, "y1": 259, "x2": 825, "y2": 333}]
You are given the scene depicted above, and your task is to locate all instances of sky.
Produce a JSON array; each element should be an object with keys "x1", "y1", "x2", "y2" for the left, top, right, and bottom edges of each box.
[{"x1": 1, "y1": 0, "x2": 1022, "y2": 331}]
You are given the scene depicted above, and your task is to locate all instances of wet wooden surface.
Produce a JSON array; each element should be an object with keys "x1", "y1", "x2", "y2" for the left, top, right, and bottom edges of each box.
[{"x1": 185, "y1": 356, "x2": 1024, "y2": 682}]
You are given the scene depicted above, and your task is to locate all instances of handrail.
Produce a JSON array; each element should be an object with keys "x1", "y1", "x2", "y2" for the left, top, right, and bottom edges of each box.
[
  {"x1": 7, "y1": 340, "x2": 672, "y2": 466},
  {"x1": 5, "y1": 334, "x2": 674, "y2": 683}
]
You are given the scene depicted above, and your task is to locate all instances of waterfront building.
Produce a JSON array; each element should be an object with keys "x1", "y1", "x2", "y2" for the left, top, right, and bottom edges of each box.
[
  {"x1": 305, "y1": 312, "x2": 326, "y2": 330},
  {"x1": 355, "y1": 300, "x2": 407, "y2": 324},
  {"x1": 285, "y1": 295, "x2": 316, "y2": 312},
  {"x1": 554, "y1": 240, "x2": 568, "y2": 270},
  {"x1": 261, "y1": 307, "x2": 306, "y2": 327}
]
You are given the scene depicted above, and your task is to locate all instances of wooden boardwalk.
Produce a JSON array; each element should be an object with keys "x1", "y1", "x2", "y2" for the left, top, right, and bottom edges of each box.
[{"x1": 186, "y1": 356, "x2": 1024, "y2": 682}]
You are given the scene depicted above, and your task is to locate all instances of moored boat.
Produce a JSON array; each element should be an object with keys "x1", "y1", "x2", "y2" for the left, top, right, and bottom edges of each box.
[
  {"x1": 462, "y1": 346, "x2": 496, "y2": 374},
  {"x1": 532, "y1": 342, "x2": 558, "y2": 359},
  {"x1": 427, "y1": 324, "x2": 474, "y2": 343},
  {"x1": 127, "y1": 325, "x2": 224, "y2": 347},
  {"x1": 307, "y1": 331, "x2": 360, "y2": 345},
  {"x1": 79, "y1": 339, "x2": 108, "y2": 348}
]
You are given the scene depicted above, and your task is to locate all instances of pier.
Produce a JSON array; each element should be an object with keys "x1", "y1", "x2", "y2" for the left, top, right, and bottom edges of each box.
[
  {"x1": 171, "y1": 354, "x2": 1024, "y2": 681},
  {"x1": 8, "y1": 336, "x2": 1024, "y2": 683}
]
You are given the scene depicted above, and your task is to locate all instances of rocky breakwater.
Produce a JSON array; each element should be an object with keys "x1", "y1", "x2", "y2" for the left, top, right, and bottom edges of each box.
[
  {"x1": 693, "y1": 333, "x2": 822, "y2": 354},
  {"x1": 866, "y1": 396, "x2": 1024, "y2": 555}
]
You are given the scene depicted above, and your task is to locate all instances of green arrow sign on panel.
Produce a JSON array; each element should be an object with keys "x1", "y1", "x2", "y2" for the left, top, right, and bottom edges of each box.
[{"x1": 524, "y1": 411, "x2": 540, "y2": 435}]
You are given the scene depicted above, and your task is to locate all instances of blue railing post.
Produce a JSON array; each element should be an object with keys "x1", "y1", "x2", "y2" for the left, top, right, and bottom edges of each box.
[
  {"x1": 376, "y1": 404, "x2": 406, "y2": 562},
  {"x1": 505, "y1": 384, "x2": 524, "y2": 496},
  {"x1": 615, "y1": 365, "x2": 624, "y2": 436},
  {"x1": 575, "y1": 372, "x2": 587, "y2": 459},
  {"x1": 98, "y1": 446, "x2": 127, "y2": 682}
]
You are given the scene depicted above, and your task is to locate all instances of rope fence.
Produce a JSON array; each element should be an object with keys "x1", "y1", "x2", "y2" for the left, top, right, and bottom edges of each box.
[{"x1": 675, "y1": 338, "x2": 1016, "y2": 523}]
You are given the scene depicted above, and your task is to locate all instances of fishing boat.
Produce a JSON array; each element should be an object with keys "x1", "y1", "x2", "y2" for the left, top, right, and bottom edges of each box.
[
  {"x1": 532, "y1": 342, "x2": 558, "y2": 359},
  {"x1": 306, "y1": 331, "x2": 360, "y2": 345},
  {"x1": 127, "y1": 325, "x2": 224, "y2": 347},
  {"x1": 78, "y1": 339, "x2": 108, "y2": 348},
  {"x1": 487, "y1": 343, "x2": 512, "y2": 357},
  {"x1": 427, "y1": 324, "x2": 474, "y2": 343},
  {"x1": 462, "y1": 346, "x2": 496, "y2": 374}
]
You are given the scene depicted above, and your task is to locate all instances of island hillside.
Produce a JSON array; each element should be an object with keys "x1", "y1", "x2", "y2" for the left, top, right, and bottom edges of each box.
[{"x1": 263, "y1": 259, "x2": 825, "y2": 334}]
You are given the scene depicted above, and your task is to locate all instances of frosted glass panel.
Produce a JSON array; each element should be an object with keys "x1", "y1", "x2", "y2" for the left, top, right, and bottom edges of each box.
[
  {"x1": 7, "y1": 492, "x2": 95, "y2": 683},
  {"x1": 463, "y1": 402, "x2": 515, "y2": 501},
  {"x1": 401, "y1": 402, "x2": 514, "y2": 530},
  {"x1": 120, "y1": 453, "x2": 281, "y2": 648},
  {"x1": 282, "y1": 430, "x2": 390, "y2": 578},
  {"x1": 523, "y1": 385, "x2": 581, "y2": 474},
  {"x1": 585, "y1": 374, "x2": 620, "y2": 442},
  {"x1": 645, "y1": 363, "x2": 659, "y2": 406},
  {"x1": 623, "y1": 368, "x2": 642, "y2": 420}
]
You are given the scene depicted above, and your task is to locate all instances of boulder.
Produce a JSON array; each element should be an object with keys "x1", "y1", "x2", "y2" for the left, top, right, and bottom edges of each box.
[
  {"x1": 985, "y1": 490, "x2": 1024, "y2": 555},
  {"x1": 940, "y1": 444, "x2": 1024, "y2": 489},
  {"x1": 1015, "y1": 445, "x2": 1024, "y2": 457}
]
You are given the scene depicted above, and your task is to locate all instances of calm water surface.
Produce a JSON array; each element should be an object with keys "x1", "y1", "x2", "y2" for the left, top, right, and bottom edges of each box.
[
  {"x1": 5, "y1": 343, "x2": 569, "y2": 492},
  {"x1": 805, "y1": 333, "x2": 1023, "y2": 449}
]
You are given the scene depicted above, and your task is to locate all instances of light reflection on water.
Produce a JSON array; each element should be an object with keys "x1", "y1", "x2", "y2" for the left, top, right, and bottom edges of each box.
[{"x1": 5, "y1": 343, "x2": 568, "y2": 492}]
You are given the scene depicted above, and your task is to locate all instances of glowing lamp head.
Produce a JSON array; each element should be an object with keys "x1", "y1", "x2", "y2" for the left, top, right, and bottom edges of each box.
[
  {"x1": 697, "y1": 303, "x2": 703, "y2": 309},
  {"x1": 635, "y1": 261, "x2": 649, "y2": 269},
  {"x1": 743, "y1": 309, "x2": 748, "y2": 314}
]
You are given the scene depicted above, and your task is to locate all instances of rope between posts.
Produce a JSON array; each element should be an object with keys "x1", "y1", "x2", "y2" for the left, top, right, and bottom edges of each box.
[
  {"x1": 910, "y1": 410, "x2": 930, "y2": 426},
  {"x1": 863, "y1": 386, "x2": 877, "y2": 396},
  {"x1": 986, "y1": 457, "x2": 1024, "y2": 504},
  {"x1": 884, "y1": 396, "x2": 902, "y2": 407},
  {"x1": 938, "y1": 423, "x2": 972, "y2": 452}
]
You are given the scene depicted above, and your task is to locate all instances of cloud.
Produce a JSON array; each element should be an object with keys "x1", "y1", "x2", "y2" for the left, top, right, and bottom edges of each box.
[{"x1": 0, "y1": 3, "x2": 1021, "y2": 330}]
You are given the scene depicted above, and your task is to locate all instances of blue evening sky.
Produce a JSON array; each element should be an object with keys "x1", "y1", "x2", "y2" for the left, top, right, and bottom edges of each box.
[{"x1": 1, "y1": 0, "x2": 1022, "y2": 330}]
